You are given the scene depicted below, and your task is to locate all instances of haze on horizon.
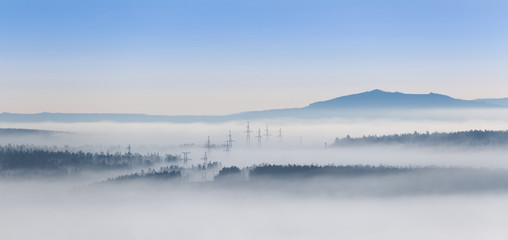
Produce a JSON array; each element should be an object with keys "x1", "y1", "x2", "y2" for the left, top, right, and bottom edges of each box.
[{"x1": 1, "y1": 0, "x2": 508, "y2": 115}]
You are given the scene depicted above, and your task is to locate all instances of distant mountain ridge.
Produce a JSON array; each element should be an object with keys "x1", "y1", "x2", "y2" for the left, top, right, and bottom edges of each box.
[
  {"x1": 0, "y1": 128, "x2": 63, "y2": 135},
  {"x1": 475, "y1": 98, "x2": 508, "y2": 107},
  {"x1": 0, "y1": 90, "x2": 504, "y2": 123},
  {"x1": 307, "y1": 89, "x2": 494, "y2": 109}
]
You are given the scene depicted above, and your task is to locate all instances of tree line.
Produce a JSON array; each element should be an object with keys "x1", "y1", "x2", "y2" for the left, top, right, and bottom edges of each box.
[
  {"x1": 332, "y1": 130, "x2": 508, "y2": 147},
  {"x1": 0, "y1": 144, "x2": 178, "y2": 174},
  {"x1": 107, "y1": 166, "x2": 182, "y2": 182}
]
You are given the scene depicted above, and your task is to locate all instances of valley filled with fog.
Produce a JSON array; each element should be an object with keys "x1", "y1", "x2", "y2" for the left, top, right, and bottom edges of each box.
[
  {"x1": 5, "y1": 0, "x2": 508, "y2": 237},
  {"x1": 2, "y1": 109, "x2": 508, "y2": 239}
]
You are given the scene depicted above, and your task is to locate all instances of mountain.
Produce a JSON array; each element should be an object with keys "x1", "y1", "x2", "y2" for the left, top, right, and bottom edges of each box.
[
  {"x1": 475, "y1": 98, "x2": 508, "y2": 107},
  {"x1": 307, "y1": 89, "x2": 494, "y2": 109},
  {"x1": 0, "y1": 90, "x2": 503, "y2": 123},
  {"x1": 0, "y1": 112, "x2": 220, "y2": 123}
]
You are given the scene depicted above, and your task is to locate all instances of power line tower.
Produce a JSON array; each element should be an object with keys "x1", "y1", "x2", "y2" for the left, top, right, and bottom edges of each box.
[
  {"x1": 182, "y1": 152, "x2": 191, "y2": 165},
  {"x1": 256, "y1": 128, "x2": 262, "y2": 147},
  {"x1": 245, "y1": 122, "x2": 252, "y2": 145},
  {"x1": 227, "y1": 130, "x2": 234, "y2": 149},
  {"x1": 264, "y1": 126, "x2": 271, "y2": 144},
  {"x1": 224, "y1": 140, "x2": 230, "y2": 152},
  {"x1": 205, "y1": 136, "x2": 211, "y2": 152},
  {"x1": 201, "y1": 152, "x2": 208, "y2": 181},
  {"x1": 277, "y1": 128, "x2": 282, "y2": 142},
  {"x1": 201, "y1": 152, "x2": 208, "y2": 165}
]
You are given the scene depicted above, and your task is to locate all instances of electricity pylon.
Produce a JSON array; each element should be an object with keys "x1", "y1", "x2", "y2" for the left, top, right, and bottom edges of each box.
[
  {"x1": 265, "y1": 126, "x2": 271, "y2": 144},
  {"x1": 245, "y1": 122, "x2": 252, "y2": 145},
  {"x1": 182, "y1": 152, "x2": 191, "y2": 165},
  {"x1": 205, "y1": 136, "x2": 211, "y2": 152},
  {"x1": 256, "y1": 129, "x2": 262, "y2": 147}
]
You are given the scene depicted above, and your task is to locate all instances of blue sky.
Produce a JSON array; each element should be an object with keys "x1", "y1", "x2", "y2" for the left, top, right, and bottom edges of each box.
[{"x1": 1, "y1": 0, "x2": 507, "y2": 114}]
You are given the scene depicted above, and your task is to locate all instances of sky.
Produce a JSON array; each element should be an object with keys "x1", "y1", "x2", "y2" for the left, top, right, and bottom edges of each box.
[{"x1": 1, "y1": 0, "x2": 508, "y2": 115}]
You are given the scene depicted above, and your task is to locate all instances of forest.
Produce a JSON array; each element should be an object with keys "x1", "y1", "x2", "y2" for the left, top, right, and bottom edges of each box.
[
  {"x1": 107, "y1": 166, "x2": 182, "y2": 182},
  {"x1": 248, "y1": 164, "x2": 414, "y2": 179},
  {"x1": 332, "y1": 130, "x2": 508, "y2": 147},
  {"x1": 0, "y1": 144, "x2": 178, "y2": 176}
]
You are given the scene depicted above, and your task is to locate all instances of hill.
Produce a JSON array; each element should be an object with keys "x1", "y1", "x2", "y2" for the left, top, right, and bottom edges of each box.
[{"x1": 307, "y1": 89, "x2": 494, "y2": 109}]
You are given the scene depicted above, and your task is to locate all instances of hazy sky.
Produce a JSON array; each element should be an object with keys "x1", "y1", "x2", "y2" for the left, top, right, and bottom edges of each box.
[{"x1": 1, "y1": 0, "x2": 507, "y2": 115}]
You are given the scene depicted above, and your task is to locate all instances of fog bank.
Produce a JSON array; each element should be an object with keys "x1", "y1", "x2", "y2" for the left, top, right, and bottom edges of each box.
[{"x1": 2, "y1": 180, "x2": 508, "y2": 240}]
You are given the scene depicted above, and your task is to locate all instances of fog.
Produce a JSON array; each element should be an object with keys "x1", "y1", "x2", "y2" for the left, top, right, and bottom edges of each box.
[
  {"x1": 2, "y1": 110, "x2": 508, "y2": 239},
  {"x1": 2, "y1": 108, "x2": 508, "y2": 147},
  {"x1": 2, "y1": 180, "x2": 508, "y2": 240},
  {"x1": 2, "y1": 110, "x2": 508, "y2": 170}
]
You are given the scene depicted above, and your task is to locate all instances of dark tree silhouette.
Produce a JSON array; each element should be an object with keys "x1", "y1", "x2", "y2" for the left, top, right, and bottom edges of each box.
[
  {"x1": 0, "y1": 145, "x2": 178, "y2": 176},
  {"x1": 331, "y1": 130, "x2": 508, "y2": 147},
  {"x1": 214, "y1": 166, "x2": 243, "y2": 181}
]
